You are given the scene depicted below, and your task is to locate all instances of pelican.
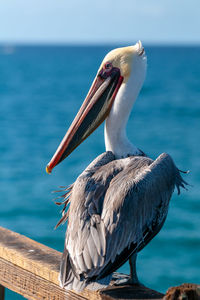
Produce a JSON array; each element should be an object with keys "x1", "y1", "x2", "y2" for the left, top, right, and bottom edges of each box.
[{"x1": 46, "y1": 41, "x2": 187, "y2": 291}]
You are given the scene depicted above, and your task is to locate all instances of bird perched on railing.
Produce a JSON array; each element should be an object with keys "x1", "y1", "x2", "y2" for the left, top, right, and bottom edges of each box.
[{"x1": 46, "y1": 41, "x2": 187, "y2": 292}]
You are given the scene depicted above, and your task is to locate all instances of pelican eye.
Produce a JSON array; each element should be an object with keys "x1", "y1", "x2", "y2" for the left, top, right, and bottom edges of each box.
[{"x1": 104, "y1": 62, "x2": 112, "y2": 70}]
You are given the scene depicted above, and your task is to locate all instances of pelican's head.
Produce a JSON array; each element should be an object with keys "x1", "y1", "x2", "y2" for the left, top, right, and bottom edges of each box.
[
  {"x1": 46, "y1": 41, "x2": 146, "y2": 173},
  {"x1": 99, "y1": 40, "x2": 147, "y2": 84}
]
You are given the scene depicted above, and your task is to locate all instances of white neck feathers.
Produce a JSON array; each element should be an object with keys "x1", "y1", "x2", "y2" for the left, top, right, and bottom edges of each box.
[{"x1": 104, "y1": 56, "x2": 146, "y2": 158}]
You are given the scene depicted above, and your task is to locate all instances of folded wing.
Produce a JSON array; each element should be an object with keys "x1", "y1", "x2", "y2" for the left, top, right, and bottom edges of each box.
[{"x1": 60, "y1": 152, "x2": 187, "y2": 290}]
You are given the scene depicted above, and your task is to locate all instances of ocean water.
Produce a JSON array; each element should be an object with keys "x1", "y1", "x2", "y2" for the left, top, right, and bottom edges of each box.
[{"x1": 0, "y1": 45, "x2": 200, "y2": 299}]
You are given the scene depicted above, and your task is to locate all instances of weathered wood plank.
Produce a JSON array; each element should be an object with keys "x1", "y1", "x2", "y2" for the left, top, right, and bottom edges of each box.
[
  {"x1": 0, "y1": 226, "x2": 61, "y2": 284},
  {"x1": 0, "y1": 226, "x2": 100, "y2": 299},
  {"x1": 0, "y1": 227, "x2": 164, "y2": 299},
  {"x1": 0, "y1": 258, "x2": 85, "y2": 300}
]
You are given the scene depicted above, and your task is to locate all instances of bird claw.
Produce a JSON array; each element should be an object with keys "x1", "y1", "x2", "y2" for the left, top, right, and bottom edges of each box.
[{"x1": 112, "y1": 276, "x2": 144, "y2": 287}]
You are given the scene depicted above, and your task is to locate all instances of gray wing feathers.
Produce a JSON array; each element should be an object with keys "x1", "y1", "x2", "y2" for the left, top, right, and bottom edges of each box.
[
  {"x1": 61, "y1": 152, "x2": 187, "y2": 291},
  {"x1": 102, "y1": 153, "x2": 186, "y2": 264},
  {"x1": 62, "y1": 152, "x2": 117, "y2": 285}
]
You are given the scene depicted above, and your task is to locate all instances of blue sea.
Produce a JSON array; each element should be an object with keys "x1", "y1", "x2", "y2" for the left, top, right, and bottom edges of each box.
[{"x1": 0, "y1": 44, "x2": 200, "y2": 299}]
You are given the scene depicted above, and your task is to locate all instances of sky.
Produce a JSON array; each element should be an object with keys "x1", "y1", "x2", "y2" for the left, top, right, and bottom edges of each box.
[{"x1": 0, "y1": 0, "x2": 200, "y2": 45}]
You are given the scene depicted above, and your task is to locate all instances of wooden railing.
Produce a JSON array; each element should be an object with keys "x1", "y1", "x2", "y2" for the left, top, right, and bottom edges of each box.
[{"x1": 0, "y1": 227, "x2": 199, "y2": 300}]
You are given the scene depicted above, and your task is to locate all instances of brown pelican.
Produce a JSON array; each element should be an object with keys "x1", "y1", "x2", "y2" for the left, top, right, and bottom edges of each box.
[{"x1": 46, "y1": 41, "x2": 187, "y2": 291}]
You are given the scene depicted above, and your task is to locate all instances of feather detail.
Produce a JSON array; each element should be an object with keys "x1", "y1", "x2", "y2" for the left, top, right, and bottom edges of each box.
[
  {"x1": 53, "y1": 184, "x2": 73, "y2": 229},
  {"x1": 82, "y1": 243, "x2": 93, "y2": 270},
  {"x1": 90, "y1": 225, "x2": 102, "y2": 256},
  {"x1": 54, "y1": 210, "x2": 69, "y2": 229}
]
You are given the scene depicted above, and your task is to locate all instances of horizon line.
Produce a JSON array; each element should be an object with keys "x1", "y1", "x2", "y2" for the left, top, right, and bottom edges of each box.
[{"x1": 0, "y1": 41, "x2": 200, "y2": 47}]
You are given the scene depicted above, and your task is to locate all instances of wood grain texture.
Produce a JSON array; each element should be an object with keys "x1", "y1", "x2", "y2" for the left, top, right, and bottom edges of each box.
[
  {"x1": 0, "y1": 226, "x2": 61, "y2": 284},
  {"x1": 0, "y1": 258, "x2": 84, "y2": 300},
  {"x1": 0, "y1": 226, "x2": 164, "y2": 299}
]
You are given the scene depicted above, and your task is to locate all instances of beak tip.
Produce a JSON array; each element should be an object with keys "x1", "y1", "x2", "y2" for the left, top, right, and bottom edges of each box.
[{"x1": 46, "y1": 165, "x2": 52, "y2": 174}]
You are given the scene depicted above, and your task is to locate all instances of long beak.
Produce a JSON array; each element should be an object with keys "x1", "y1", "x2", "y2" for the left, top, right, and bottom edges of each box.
[{"x1": 46, "y1": 66, "x2": 123, "y2": 174}]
